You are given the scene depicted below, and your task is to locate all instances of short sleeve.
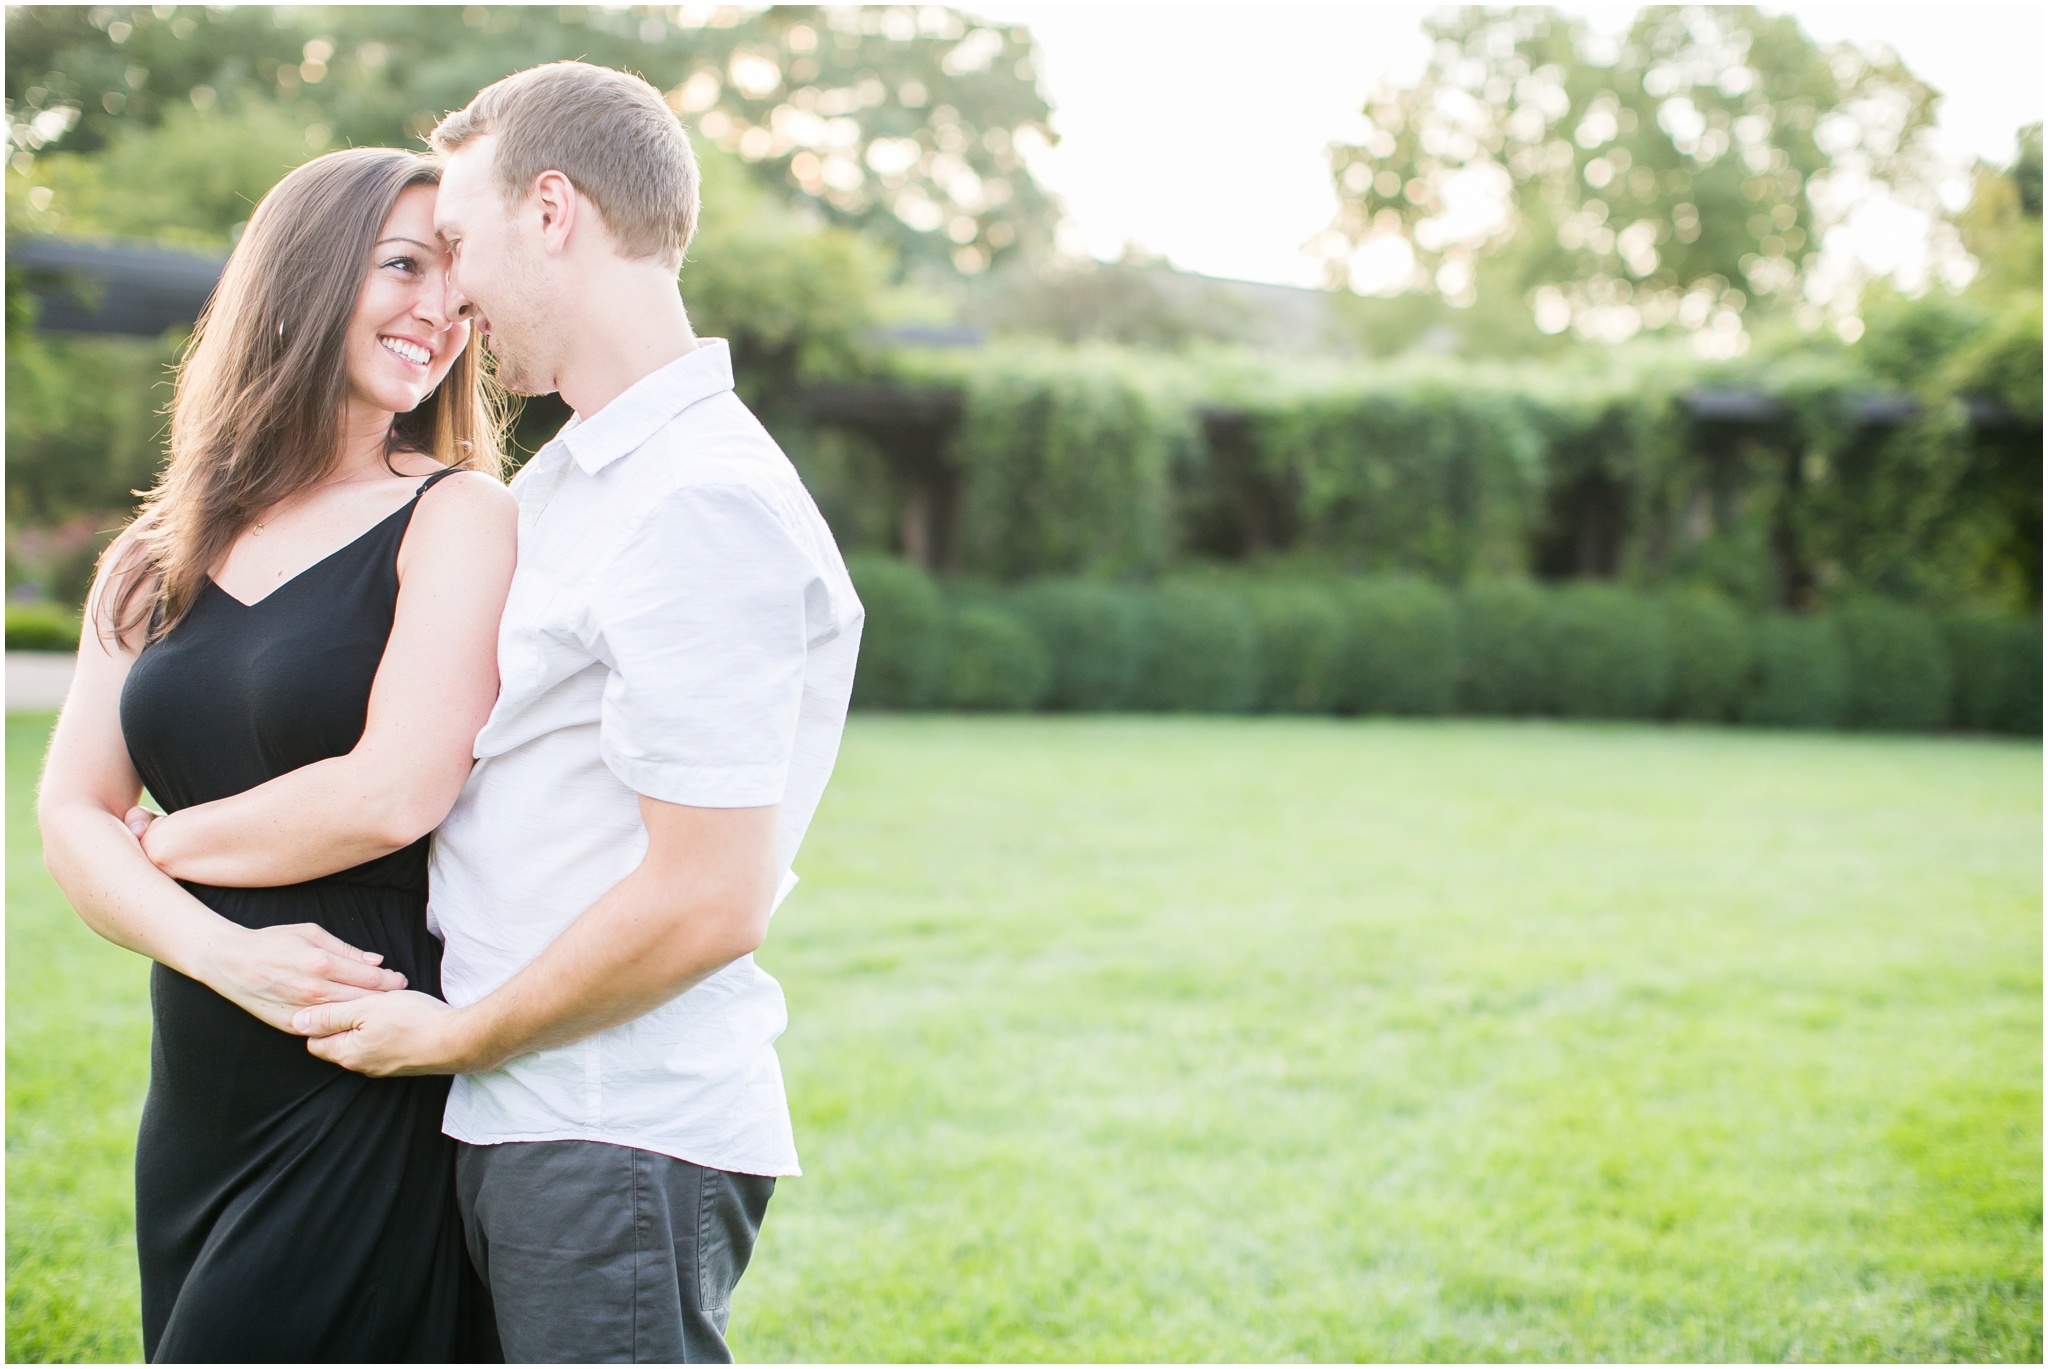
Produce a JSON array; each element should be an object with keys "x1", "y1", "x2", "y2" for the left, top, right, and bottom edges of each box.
[{"x1": 592, "y1": 483, "x2": 822, "y2": 808}]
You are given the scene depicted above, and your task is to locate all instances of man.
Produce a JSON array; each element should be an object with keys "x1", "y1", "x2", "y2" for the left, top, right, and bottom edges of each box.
[{"x1": 293, "y1": 61, "x2": 862, "y2": 1363}]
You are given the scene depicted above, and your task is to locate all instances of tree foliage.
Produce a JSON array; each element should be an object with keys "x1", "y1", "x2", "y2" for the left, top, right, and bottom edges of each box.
[
  {"x1": 1320, "y1": 6, "x2": 1952, "y2": 350},
  {"x1": 1954, "y1": 122, "x2": 2043, "y2": 300},
  {"x1": 969, "y1": 249, "x2": 1262, "y2": 348},
  {"x1": 877, "y1": 325, "x2": 2033, "y2": 612},
  {"x1": 900, "y1": 343, "x2": 1192, "y2": 581},
  {"x1": 686, "y1": 148, "x2": 894, "y2": 400},
  {"x1": 1243, "y1": 363, "x2": 1550, "y2": 582},
  {"x1": 4, "y1": 3, "x2": 1056, "y2": 271}
]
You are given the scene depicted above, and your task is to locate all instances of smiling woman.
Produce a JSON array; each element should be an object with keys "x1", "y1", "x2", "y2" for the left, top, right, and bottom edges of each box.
[
  {"x1": 96, "y1": 149, "x2": 502, "y2": 644},
  {"x1": 33, "y1": 146, "x2": 517, "y2": 1361}
]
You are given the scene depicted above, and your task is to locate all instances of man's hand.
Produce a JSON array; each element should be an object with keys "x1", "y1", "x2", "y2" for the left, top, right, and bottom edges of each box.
[
  {"x1": 295, "y1": 990, "x2": 481, "y2": 1077},
  {"x1": 196, "y1": 922, "x2": 407, "y2": 1033},
  {"x1": 294, "y1": 798, "x2": 777, "y2": 1080}
]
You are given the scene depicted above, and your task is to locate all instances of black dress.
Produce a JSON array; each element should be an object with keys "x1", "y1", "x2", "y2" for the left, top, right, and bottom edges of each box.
[{"x1": 120, "y1": 468, "x2": 495, "y2": 1363}]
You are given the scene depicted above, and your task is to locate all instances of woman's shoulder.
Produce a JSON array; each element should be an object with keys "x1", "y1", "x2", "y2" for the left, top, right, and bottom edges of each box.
[
  {"x1": 405, "y1": 466, "x2": 516, "y2": 547},
  {"x1": 418, "y1": 465, "x2": 514, "y2": 505}
]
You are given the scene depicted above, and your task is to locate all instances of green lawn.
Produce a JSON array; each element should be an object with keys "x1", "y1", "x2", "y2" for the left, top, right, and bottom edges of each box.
[{"x1": 7, "y1": 712, "x2": 2041, "y2": 1361}]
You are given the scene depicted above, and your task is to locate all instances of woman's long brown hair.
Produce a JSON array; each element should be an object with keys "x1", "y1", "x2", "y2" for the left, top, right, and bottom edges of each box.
[{"x1": 99, "y1": 147, "x2": 504, "y2": 645}]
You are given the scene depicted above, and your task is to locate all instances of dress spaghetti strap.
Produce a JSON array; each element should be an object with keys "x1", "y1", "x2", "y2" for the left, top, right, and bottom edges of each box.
[{"x1": 413, "y1": 466, "x2": 464, "y2": 499}]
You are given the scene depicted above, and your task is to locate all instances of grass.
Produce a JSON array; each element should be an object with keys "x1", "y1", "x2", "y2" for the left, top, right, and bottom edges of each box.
[
  {"x1": 7, "y1": 712, "x2": 2041, "y2": 1361},
  {"x1": 7, "y1": 715, "x2": 151, "y2": 1362}
]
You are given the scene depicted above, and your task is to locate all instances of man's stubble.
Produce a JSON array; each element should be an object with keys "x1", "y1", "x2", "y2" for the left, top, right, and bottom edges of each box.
[
  {"x1": 477, "y1": 245, "x2": 562, "y2": 399},
  {"x1": 486, "y1": 336, "x2": 549, "y2": 398}
]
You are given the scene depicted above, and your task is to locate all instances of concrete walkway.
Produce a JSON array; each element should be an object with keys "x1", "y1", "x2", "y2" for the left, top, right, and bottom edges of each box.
[{"x1": 8, "y1": 652, "x2": 74, "y2": 713}]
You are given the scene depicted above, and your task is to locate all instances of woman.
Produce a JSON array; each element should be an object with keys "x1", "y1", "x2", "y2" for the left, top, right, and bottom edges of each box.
[{"x1": 37, "y1": 147, "x2": 516, "y2": 1361}]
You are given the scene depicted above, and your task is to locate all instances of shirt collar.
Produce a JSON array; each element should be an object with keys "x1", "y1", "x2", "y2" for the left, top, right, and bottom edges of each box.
[{"x1": 556, "y1": 337, "x2": 735, "y2": 476}]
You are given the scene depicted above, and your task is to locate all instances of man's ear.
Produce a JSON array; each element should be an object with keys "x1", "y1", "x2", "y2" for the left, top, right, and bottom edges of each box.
[{"x1": 532, "y1": 169, "x2": 578, "y2": 256}]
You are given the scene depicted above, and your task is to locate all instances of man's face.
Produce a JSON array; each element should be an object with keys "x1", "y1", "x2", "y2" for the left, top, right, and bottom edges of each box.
[{"x1": 435, "y1": 137, "x2": 555, "y2": 396}]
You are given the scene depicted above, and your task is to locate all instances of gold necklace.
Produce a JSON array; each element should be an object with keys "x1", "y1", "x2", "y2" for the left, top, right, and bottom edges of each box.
[{"x1": 248, "y1": 465, "x2": 391, "y2": 540}]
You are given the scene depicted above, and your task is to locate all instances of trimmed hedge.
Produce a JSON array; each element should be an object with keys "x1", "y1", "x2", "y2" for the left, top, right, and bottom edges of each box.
[
  {"x1": 5, "y1": 602, "x2": 82, "y2": 652},
  {"x1": 1944, "y1": 614, "x2": 2044, "y2": 736},
  {"x1": 844, "y1": 554, "x2": 945, "y2": 708},
  {"x1": 1456, "y1": 582, "x2": 1550, "y2": 715},
  {"x1": 841, "y1": 556, "x2": 2033, "y2": 735},
  {"x1": 1134, "y1": 585, "x2": 1258, "y2": 713},
  {"x1": 1743, "y1": 616, "x2": 1849, "y2": 728},
  {"x1": 1542, "y1": 584, "x2": 1672, "y2": 719},
  {"x1": 1012, "y1": 580, "x2": 1148, "y2": 711},
  {"x1": 1245, "y1": 583, "x2": 1345, "y2": 712},
  {"x1": 1663, "y1": 587, "x2": 1752, "y2": 722},
  {"x1": 1835, "y1": 599, "x2": 1952, "y2": 731},
  {"x1": 941, "y1": 605, "x2": 1052, "y2": 711},
  {"x1": 1337, "y1": 577, "x2": 1458, "y2": 715}
]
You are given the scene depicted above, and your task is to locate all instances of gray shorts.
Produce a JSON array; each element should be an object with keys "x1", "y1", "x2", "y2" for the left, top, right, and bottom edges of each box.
[{"x1": 456, "y1": 1140, "x2": 775, "y2": 1364}]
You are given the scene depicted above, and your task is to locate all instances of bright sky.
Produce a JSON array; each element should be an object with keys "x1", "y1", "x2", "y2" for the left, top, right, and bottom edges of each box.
[{"x1": 975, "y1": 3, "x2": 2045, "y2": 288}]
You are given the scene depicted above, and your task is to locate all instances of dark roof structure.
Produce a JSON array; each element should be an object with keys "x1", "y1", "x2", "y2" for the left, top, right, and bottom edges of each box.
[{"x1": 9, "y1": 236, "x2": 224, "y2": 336}]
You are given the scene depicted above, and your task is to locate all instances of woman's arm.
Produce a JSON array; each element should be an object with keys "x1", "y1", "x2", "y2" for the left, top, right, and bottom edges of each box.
[
  {"x1": 37, "y1": 561, "x2": 409, "y2": 1032},
  {"x1": 137, "y1": 472, "x2": 517, "y2": 887}
]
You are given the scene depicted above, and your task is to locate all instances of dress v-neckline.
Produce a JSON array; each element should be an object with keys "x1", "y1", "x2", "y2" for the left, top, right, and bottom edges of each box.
[{"x1": 207, "y1": 494, "x2": 417, "y2": 609}]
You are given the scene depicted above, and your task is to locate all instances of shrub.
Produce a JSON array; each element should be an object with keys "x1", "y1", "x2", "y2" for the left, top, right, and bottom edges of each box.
[
  {"x1": 1835, "y1": 599, "x2": 1951, "y2": 731},
  {"x1": 1245, "y1": 583, "x2": 1345, "y2": 712},
  {"x1": 2007, "y1": 622, "x2": 2044, "y2": 737},
  {"x1": 905, "y1": 345, "x2": 1186, "y2": 581},
  {"x1": 1743, "y1": 615, "x2": 1849, "y2": 728},
  {"x1": 1012, "y1": 580, "x2": 1148, "y2": 711},
  {"x1": 5, "y1": 601, "x2": 81, "y2": 652},
  {"x1": 1245, "y1": 374, "x2": 1546, "y2": 583},
  {"x1": 1941, "y1": 614, "x2": 2041, "y2": 735},
  {"x1": 1336, "y1": 577, "x2": 1458, "y2": 715},
  {"x1": 844, "y1": 554, "x2": 946, "y2": 709},
  {"x1": 940, "y1": 605, "x2": 1051, "y2": 711},
  {"x1": 1542, "y1": 584, "x2": 1672, "y2": 719},
  {"x1": 1134, "y1": 585, "x2": 1258, "y2": 712},
  {"x1": 1664, "y1": 586, "x2": 1752, "y2": 722},
  {"x1": 1457, "y1": 582, "x2": 1550, "y2": 716}
]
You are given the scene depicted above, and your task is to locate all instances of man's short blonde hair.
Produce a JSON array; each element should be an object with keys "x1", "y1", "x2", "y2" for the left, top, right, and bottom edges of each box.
[{"x1": 432, "y1": 61, "x2": 699, "y2": 269}]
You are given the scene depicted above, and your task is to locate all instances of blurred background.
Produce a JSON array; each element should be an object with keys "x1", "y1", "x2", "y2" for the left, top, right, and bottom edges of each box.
[{"x1": 4, "y1": 5, "x2": 2041, "y2": 1363}]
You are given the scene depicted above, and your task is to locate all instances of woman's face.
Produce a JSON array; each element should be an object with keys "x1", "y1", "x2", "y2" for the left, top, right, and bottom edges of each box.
[{"x1": 344, "y1": 183, "x2": 469, "y2": 418}]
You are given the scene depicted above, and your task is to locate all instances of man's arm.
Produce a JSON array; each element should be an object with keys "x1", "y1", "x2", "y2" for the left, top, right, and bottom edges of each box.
[
  {"x1": 295, "y1": 794, "x2": 779, "y2": 1074},
  {"x1": 298, "y1": 480, "x2": 818, "y2": 1072}
]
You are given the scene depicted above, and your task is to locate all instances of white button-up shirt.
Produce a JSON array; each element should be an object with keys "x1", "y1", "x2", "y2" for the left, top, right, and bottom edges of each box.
[{"x1": 429, "y1": 339, "x2": 861, "y2": 1177}]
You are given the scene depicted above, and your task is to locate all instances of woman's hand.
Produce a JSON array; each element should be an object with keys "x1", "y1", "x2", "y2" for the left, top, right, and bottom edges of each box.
[
  {"x1": 192, "y1": 922, "x2": 408, "y2": 1033},
  {"x1": 128, "y1": 806, "x2": 192, "y2": 879},
  {"x1": 37, "y1": 560, "x2": 412, "y2": 1032}
]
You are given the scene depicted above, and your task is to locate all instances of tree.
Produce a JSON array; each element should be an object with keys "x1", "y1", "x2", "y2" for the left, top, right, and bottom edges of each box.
[
  {"x1": 14, "y1": 96, "x2": 322, "y2": 244},
  {"x1": 968, "y1": 248, "x2": 1260, "y2": 348},
  {"x1": 1858, "y1": 124, "x2": 2043, "y2": 412},
  {"x1": 1952, "y1": 122, "x2": 2043, "y2": 302},
  {"x1": 5, "y1": 4, "x2": 1057, "y2": 272},
  {"x1": 1318, "y1": 6, "x2": 1957, "y2": 353}
]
